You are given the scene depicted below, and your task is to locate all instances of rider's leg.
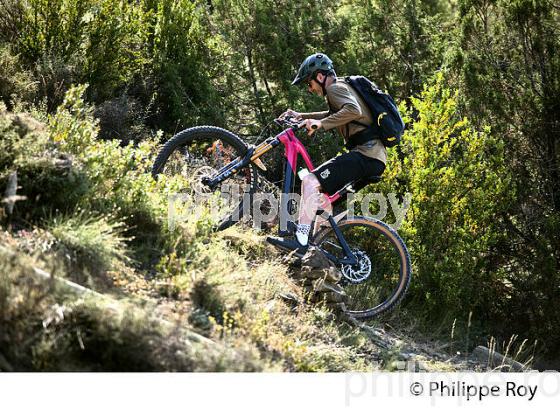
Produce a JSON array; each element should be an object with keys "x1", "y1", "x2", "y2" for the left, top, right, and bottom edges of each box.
[
  {"x1": 296, "y1": 173, "x2": 331, "y2": 246},
  {"x1": 266, "y1": 152, "x2": 385, "y2": 256},
  {"x1": 299, "y1": 173, "x2": 332, "y2": 223}
]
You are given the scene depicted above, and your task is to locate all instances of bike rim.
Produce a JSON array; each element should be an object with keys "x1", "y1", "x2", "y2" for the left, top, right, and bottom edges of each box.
[
  {"x1": 159, "y1": 137, "x2": 255, "y2": 227},
  {"x1": 315, "y1": 219, "x2": 410, "y2": 318}
]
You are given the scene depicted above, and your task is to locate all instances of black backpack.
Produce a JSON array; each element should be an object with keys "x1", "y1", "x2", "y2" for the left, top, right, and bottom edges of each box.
[{"x1": 345, "y1": 76, "x2": 404, "y2": 147}]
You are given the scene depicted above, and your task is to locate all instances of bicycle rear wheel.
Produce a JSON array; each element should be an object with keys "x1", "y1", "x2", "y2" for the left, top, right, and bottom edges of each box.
[
  {"x1": 152, "y1": 126, "x2": 257, "y2": 231},
  {"x1": 313, "y1": 217, "x2": 412, "y2": 319}
]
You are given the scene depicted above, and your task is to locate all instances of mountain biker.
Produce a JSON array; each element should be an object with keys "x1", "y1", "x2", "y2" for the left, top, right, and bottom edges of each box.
[{"x1": 267, "y1": 52, "x2": 387, "y2": 256}]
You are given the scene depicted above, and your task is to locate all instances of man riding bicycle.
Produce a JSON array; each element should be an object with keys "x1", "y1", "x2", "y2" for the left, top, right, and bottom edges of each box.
[
  {"x1": 267, "y1": 53, "x2": 387, "y2": 256},
  {"x1": 151, "y1": 52, "x2": 411, "y2": 316}
]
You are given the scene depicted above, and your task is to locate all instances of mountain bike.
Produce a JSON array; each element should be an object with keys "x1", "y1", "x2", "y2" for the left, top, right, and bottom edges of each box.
[{"x1": 152, "y1": 117, "x2": 412, "y2": 319}]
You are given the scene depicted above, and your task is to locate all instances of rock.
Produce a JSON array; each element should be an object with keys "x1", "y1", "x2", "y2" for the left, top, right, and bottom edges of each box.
[
  {"x1": 328, "y1": 302, "x2": 347, "y2": 312},
  {"x1": 293, "y1": 246, "x2": 348, "y2": 314},
  {"x1": 342, "y1": 317, "x2": 393, "y2": 350},
  {"x1": 293, "y1": 267, "x2": 324, "y2": 280},
  {"x1": 295, "y1": 266, "x2": 342, "y2": 282},
  {"x1": 311, "y1": 278, "x2": 345, "y2": 294},
  {"x1": 319, "y1": 291, "x2": 346, "y2": 303},
  {"x1": 324, "y1": 266, "x2": 342, "y2": 282},
  {"x1": 278, "y1": 292, "x2": 301, "y2": 306},
  {"x1": 301, "y1": 246, "x2": 335, "y2": 269}
]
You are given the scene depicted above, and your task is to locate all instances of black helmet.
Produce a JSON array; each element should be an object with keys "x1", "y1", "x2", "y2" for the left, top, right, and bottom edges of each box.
[{"x1": 292, "y1": 53, "x2": 334, "y2": 86}]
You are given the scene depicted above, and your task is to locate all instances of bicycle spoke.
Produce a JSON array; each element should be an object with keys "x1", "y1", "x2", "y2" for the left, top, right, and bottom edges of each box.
[
  {"x1": 314, "y1": 218, "x2": 411, "y2": 319},
  {"x1": 152, "y1": 127, "x2": 257, "y2": 231}
]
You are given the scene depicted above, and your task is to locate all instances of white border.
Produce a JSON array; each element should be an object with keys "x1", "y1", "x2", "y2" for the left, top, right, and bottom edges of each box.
[{"x1": 1, "y1": 372, "x2": 558, "y2": 410}]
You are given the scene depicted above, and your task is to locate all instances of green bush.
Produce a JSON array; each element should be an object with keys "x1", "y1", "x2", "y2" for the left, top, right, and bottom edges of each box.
[
  {"x1": 0, "y1": 45, "x2": 37, "y2": 109},
  {"x1": 45, "y1": 84, "x2": 228, "y2": 268},
  {"x1": 0, "y1": 103, "x2": 45, "y2": 172},
  {"x1": 11, "y1": 157, "x2": 90, "y2": 221},
  {"x1": 379, "y1": 73, "x2": 514, "y2": 321},
  {"x1": 47, "y1": 211, "x2": 130, "y2": 276},
  {"x1": 148, "y1": 0, "x2": 220, "y2": 129},
  {"x1": 48, "y1": 85, "x2": 164, "y2": 242},
  {"x1": 0, "y1": 103, "x2": 89, "y2": 221}
]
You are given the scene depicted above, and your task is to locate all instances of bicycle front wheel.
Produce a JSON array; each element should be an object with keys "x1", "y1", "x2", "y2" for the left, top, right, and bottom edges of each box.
[
  {"x1": 313, "y1": 217, "x2": 412, "y2": 319},
  {"x1": 152, "y1": 126, "x2": 257, "y2": 231}
]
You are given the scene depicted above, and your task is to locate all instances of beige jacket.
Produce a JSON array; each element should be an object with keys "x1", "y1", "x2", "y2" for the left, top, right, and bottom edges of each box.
[{"x1": 300, "y1": 77, "x2": 387, "y2": 164}]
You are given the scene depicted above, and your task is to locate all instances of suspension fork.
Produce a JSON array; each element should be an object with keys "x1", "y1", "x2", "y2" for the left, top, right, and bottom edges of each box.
[{"x1": 203, "y1": 138, "x2": 279, "y2": 189}]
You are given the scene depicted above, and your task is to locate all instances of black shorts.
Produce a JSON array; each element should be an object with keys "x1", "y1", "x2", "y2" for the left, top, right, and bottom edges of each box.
[{"x1": 312, "y1": 151, "x2": 385, "y2": 195}]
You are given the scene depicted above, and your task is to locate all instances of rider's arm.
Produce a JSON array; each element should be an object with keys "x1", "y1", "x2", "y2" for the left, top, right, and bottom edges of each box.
[
  {"x1": 320, "y1": 83, "x2": 362, "y2": 131},
  {"x1": 300, "y1": 110, "x2": 329, "y2": 120}
]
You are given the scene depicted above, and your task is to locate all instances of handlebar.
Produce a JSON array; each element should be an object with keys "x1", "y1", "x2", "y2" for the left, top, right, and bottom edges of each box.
[
  {"x1": 274, "y1": 115, "x2": 318, "y2": 131},
  {"x1": 274, "y1": 115, "x2": 303, "y2": 129}
]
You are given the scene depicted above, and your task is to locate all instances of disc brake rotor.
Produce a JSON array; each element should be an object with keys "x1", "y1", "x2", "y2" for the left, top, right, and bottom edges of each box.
[
  {"x1": 192, "y1": 165, "x2": 217, "y2": 195},
  {"x1": 341, "y1": 250, "x2": 372, "y2": 284}
]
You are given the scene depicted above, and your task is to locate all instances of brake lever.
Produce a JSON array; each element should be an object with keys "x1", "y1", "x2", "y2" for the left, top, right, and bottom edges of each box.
[
  {"x1": 275, "y1": 115, "x2": 299, "y2": 129},
  {"x1": 275, "y1": 115, "x2": 318, "y2": 132}
]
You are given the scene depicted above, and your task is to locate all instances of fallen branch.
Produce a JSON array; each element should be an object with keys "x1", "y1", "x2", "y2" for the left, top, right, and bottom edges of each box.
[
  {"x1": 1, "y1": 246, "x2": 219, "y2": 350},
  {"x1": 343, "y1": 315, "x2": 392, "y2": 350}
]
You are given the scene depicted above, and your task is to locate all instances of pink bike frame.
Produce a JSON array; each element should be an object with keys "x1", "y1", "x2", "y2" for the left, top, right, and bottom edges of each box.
[{"x1": 277, "y1": 127, "x2": 342, "y2": 204}]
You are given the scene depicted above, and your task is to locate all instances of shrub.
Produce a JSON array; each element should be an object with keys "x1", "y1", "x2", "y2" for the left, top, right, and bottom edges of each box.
[
  {"x1": 0, "y1": 103, "x2": 46, "y2": 172},
  {"x1": 48, "y1": 85, "x2": 164, "y2": 244},
  {"x1": 0, "y1": 45, "x2": 38, "y2": 110},
  {"x1": 148, "y1": 0, "x2": 220, "y2": 129},
  {"x1": 0, "y1": 103, "x2": 89, "y2": 221},
  {"x1": 47, "y1": 211, "x2": 130, "y2": 279},
  {"x1": 46, "y1": 84, "x2": 221, "y2": 267},
  {"x1": 94, "y1": 94, "x2": 150, "y2": 143},
  {"x1": 376, "y1": 73, "x2": 514, "y2": 323}
]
